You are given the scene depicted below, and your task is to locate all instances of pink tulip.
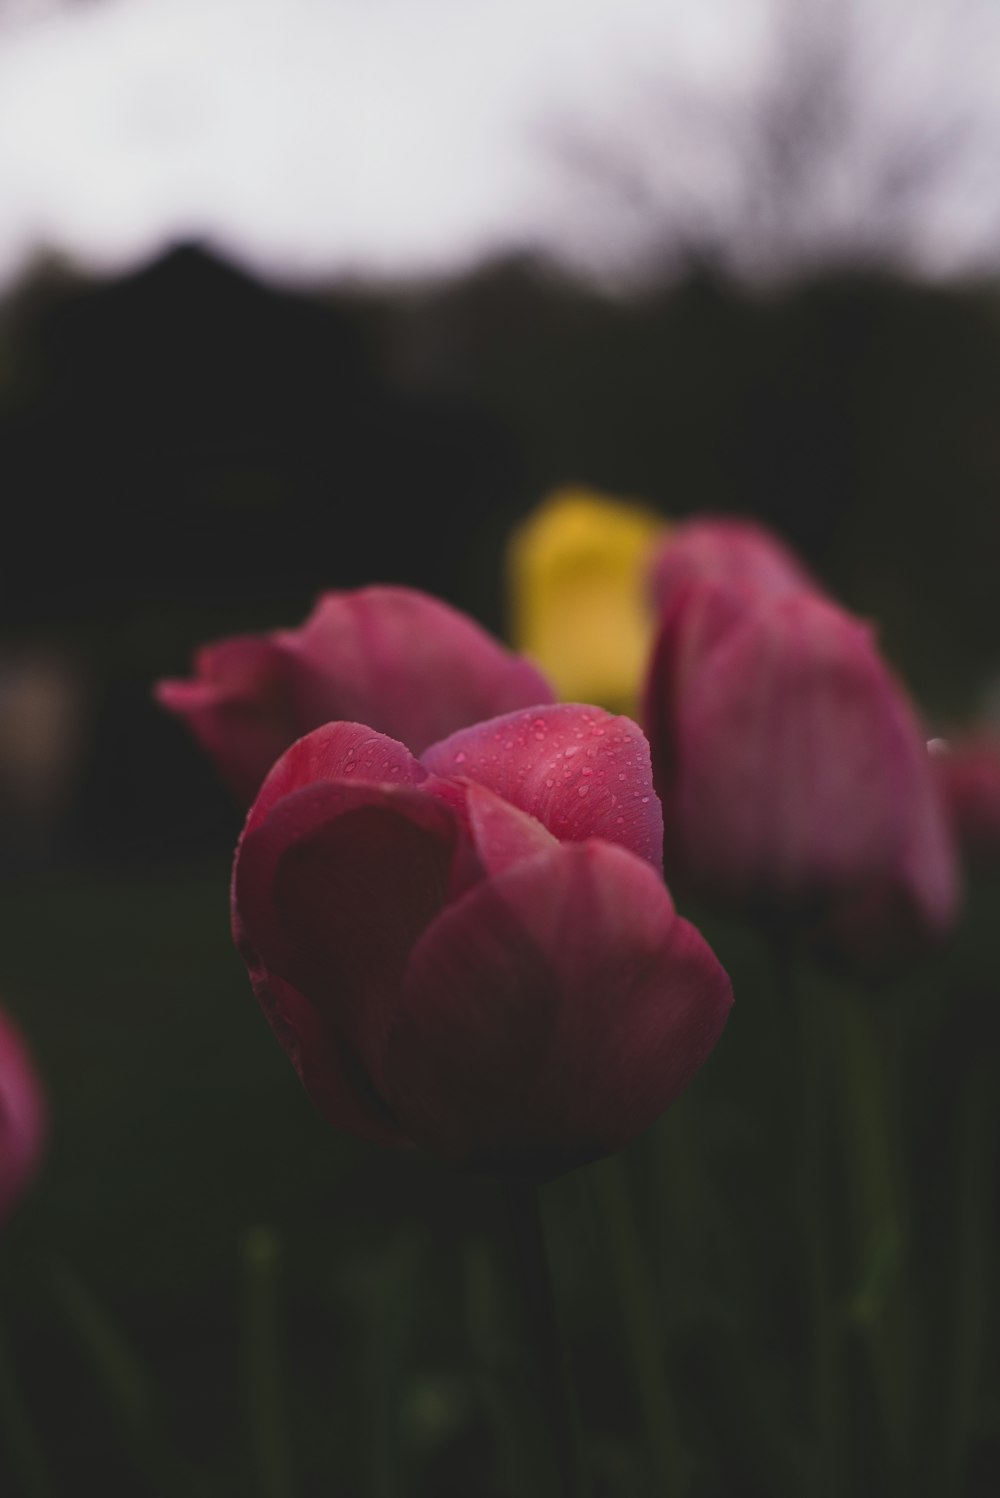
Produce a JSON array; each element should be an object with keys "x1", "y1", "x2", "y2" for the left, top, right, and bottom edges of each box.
[
  {"x1": 931, "y1": 735, "x2": 1000, "y2": 876},
  {"x1": 0, "y1": 1007, "x2": 46, "y2": 1227},
  {"x1": 157, "y1": 587, "x2": 554, "y2": 803},
  {"x1": 643, "y1": 575, "x2": 960, "y2": 972},
  {"x1": 649, "y1": 516, "x2": 819, "y2": 612},
  {"x1": 232, "y1": 705, "x2": 732, "y2": 1179}
]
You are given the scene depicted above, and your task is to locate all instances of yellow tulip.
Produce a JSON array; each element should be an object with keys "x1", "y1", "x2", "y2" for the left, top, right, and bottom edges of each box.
[{"x1": 507, "y1": 487, "x2": 669, "y2": 716}]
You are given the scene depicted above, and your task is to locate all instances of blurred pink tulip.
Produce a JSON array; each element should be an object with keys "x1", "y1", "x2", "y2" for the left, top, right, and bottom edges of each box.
[
  {"x1": 649, "y1": 515, "x2": 819, "y2": 611},
  {"x1": 931, "y1": 735, "x2": 1000, "y2": 876},
  {"x1": 0, "y1": 1007, "x2": 46, "y2": 1227},
  {"x1": 157, "y1": 587, "x2": 554, "y2": 803},
  {"x1": 232, "y1": 705, "x2": 732, "y2": 1179},
  {"x1": 644, "y1": 553, "x2": 960, "y2": 973}
]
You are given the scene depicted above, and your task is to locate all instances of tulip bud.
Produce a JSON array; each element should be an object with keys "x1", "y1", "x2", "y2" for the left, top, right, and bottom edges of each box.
[
  {"x1": 649, "y1": 515, "x2": 820, "y2": 611},
  {"x1": 157, "y1": 587, "x2": 553, "y2": 803},
  {"x1": 0, "y1": 1007, "x2": 46, "y2": 1228},
  {"x1": 232, "y1": 705, "x2": 732, "y2": 1179},
  {"x1": 507, "y1": 487, "x2": 668, "y2": 714},
  {"x1": 644, "y1": 573, "x2": 959, "y2": 974}
]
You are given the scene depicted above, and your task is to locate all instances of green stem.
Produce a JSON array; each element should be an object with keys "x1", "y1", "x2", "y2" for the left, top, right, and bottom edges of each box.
[
  {"x1": 50, "y1": 1259, "x2": 214, "y2": 1498},
  {"x1": 0, "y1": 1313, "x2": 55, "y2": 1498},
  {"x1": 836, "y1": 997, "x2": 915, "y2": 1491},
  {"x1": 243, "y1": 1226, "x2": 295, "y2": 1498},
  {"x1": 502, "y1": 1181, "x2": 588, "y2": 1498},
  {"x1": 590, "y1": 1154, "x2": 689, "y2": 1495},
  {"x1": 945, "y1": 1065, "x2": 991, "y2": 1494},
  {"x1": 462, "y1": 1236, "x2": 543, "y2": 1498},
  {"x1": 773, "y1": 940, "x2": 843, "y2": 1497}
]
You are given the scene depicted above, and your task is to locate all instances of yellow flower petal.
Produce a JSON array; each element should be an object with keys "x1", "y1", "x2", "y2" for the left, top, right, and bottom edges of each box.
[{"x1": 507, "y1": 487, "x2": 669, "y2": 715}]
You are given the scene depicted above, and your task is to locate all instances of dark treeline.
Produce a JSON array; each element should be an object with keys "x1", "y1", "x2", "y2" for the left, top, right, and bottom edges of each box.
[{"x1": 1, "y1": 245, "x2": 998, "y2": 859}]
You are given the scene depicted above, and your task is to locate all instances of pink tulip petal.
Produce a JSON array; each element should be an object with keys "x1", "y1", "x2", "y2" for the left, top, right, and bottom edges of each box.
[
  {"x1": 244, "y1": 721, "x2": 426, "y2": 840},
  {"x1": 811, "y1": 723, "x2": 960, "y2": 973},
  {"x1": 649, "y1": 517, "x2": 818, "y2": 611},
  {"x1": 245, "y1": 964, "x2": 409, "y2": 1147},
  {"x1": 158, "y1": 586, "x2": 554, "y2": 801},
  {"x1": 424, "y1": 775, "x2": 559, "y2": 882},
  {"x1": 643, "y1": 581, "x2": 751, "y2": 788},
  {"x1": 422, "y1": 704, "x2": 663, "y2": 870},
  {"x1": 650, "y1": 588, "x2": 922, "y2": 909},
  {"x1": 283, "y1": 586, "x2": 554, "y2": 755},
  {"x1": 156, "y1": 636, "x2": 297, "y2": 804},
  {"x1": 383, "y1": 840, "x2": 732, "y2": 1179},
  {"x1": 235, "y1": 781, "x2": 466, "y2": 1100}
]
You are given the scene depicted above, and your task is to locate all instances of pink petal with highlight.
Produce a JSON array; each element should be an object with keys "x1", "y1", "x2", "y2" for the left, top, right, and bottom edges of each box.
[
  {"x1": 422, "y1": 704, "x2": 663, "y2": 870},
  {"x1": 243, "y1": 721, "x2": 426, "y2": 841}
]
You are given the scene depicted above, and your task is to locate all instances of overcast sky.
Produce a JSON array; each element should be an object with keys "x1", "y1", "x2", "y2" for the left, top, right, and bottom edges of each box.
[{"x1": 0, "y1": 0, "x2": 997, "y2": 292}]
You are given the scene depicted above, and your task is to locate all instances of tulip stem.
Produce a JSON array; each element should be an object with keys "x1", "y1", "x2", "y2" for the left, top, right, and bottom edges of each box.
[
  {"x1": 502, "y1": 1181, "x2": 588, "y2": 1498},
  {"x1": 0, "y1": 1312, "x2": 55, "y2": 1498},
  {"x1": 945, "y1": 1064, "x2": 991, "y2": 1494},
  {"x1": 590, "y1": 1154, "x2": 690, "y2": 1495},
  {"x1": 837, "y1": 997, "x2": 916, "y2": 1491},
  {"x1": 243, "y1": 1226, "x2": 295, "y2": 1498},
  {"x1": 772, "y1": 939, "x2": 843, "y2": 1498}
]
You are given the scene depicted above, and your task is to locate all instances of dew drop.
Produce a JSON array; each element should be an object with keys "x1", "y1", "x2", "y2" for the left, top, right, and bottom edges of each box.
[
  {"x1": 578, "y1": 784, "x2": 590, "y2": 797},
  {"x1": 454, "y1": 751, "x2": 467, "y2": 764}
]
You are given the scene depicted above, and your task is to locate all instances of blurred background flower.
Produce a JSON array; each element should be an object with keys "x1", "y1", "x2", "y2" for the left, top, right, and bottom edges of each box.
[
  {"x1": 507, "y1": 487, "x2": 666, "y2": 714},
  {"x1": 0, "y1": 1006, "x2": 46, "y2": 1230}
]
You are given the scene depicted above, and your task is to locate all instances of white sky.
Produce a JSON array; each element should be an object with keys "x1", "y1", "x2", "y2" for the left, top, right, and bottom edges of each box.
[{"x1": 0, "y1": 0, "x2": 997, "y2": 291}]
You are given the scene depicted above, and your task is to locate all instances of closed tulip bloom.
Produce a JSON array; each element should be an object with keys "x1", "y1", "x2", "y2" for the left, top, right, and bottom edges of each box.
[
  {"x1": 649, "y1": 515, "x2": 819, "y2": 611},
  {"x1": 157, "y1": 587, "x2": 553, "y2": 803},
  {"x1": 931, "y1": 735, "x2": 1000, "y2": 876},
  {"x1": 507, "y1": 487, "x2": 668, "y2": 714},
  {"x1": 643, "y1": 579, "x2": 959, "y2": 971},
  {"x1": 232, "y1": 704, "x2": 732, "y2": 1179},
  {"x1": 0, "y1": 1007, "x2": 46, "y2": 1227}
]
